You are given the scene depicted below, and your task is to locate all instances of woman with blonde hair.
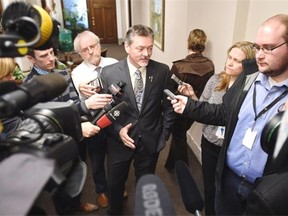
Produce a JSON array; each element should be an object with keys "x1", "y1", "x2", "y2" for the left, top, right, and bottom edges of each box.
[{"x1": 0, "y1": 57, "x2": 16, "y2": 81}]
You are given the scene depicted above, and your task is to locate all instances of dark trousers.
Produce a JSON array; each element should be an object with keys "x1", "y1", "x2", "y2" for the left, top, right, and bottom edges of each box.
[
  {"x1": 165, "y1": 114, "x2": 194, "y2": 170},
  {"x1": 215, "y1": 167, "x2": 253, "y2": 215},
  {"x1": 85, "y1": 130, "x2": 108, "y2": 194},
  {"x1": 107, "y1": 141, "x2": 159, "y2": 215},
  {"x1": 201, "y1": 136, "x2": 221, "y2": 216}
]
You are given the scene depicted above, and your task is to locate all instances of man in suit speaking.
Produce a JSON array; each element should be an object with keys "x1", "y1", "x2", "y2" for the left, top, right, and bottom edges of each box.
[{"x1": 100, "y1": 24, "x2": 175, "y2": 215}]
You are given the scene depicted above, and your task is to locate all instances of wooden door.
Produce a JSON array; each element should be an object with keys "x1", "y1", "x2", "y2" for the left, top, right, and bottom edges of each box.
[{"x1": 87, "y1": 0, "x2": 118, "y2": 44}]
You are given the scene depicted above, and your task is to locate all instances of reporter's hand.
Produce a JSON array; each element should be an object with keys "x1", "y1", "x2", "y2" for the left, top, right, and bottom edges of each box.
[
  {"x1": 85, "y1": 93, "x2": 113, "y2": 110},
  {"x1": 81, "y1": 122, "x2": 100, "y2": 137},
  {"x1": 119, "y1": 123, "x2": 135, "y2": 149},
  {"x1": 79, "y1": 81, "x2": 96, "y2": 98},
  {"x1": 169, "y1": 95, "x2": 188, "y2": 114},
  {"x1": 178, "y1": 82, "x2": 198, "y2": 100}
]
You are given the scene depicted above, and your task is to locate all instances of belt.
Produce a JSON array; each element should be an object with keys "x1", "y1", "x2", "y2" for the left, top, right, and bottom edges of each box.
[{"x1": 226, "y1": 167, "x2": 253, "y2": 187}]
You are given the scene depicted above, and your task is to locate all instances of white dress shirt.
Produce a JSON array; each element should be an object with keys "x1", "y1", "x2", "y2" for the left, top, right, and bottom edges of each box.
[{"x1": 71, "y1": 57, "x2": 118, "y2": 99}]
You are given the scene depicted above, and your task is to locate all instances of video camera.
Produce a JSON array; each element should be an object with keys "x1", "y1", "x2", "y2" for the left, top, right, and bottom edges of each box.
[
  {"x1": 0, "y1": 76, "x2": 84, "y2": 215},
  {"x1": 0, "y1": 2, "x2": 86, "y2": 215}
]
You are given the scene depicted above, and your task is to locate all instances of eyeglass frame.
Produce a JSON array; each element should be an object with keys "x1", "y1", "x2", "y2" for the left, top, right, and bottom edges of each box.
[
  {"x1": 78, "y1": 42, "x2": 99, "y2": 53},
  {"x1": 252, "y1": 41, "x2": 287, "y2": 54}
]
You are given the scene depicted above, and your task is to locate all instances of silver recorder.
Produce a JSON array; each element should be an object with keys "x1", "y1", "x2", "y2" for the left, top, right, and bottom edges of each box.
[{"x1": 171, "y1": 74, "x2": 183, "y2": 85}]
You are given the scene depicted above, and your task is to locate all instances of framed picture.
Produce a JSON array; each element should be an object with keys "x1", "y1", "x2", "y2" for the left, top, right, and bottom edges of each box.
[{"x1": 150, "y1": 0, "x2": 165, "y2": 51}]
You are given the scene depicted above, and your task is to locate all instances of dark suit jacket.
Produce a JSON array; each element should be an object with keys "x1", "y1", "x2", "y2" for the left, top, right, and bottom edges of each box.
[{"x1": 100, "y1": 58, "x2": 175, "y2": 161}]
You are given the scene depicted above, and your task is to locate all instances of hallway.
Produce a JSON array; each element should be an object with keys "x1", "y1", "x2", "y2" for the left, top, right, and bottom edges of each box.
[
  {"x1": 79, "y1": 136, "x2": 204, "y2": 215},
  {"x1": 35, "y1": 43, "x2": 204, "y2": 215},
  {"x1": 79, "y1": 43, "x2": 205, "y2": 215}
]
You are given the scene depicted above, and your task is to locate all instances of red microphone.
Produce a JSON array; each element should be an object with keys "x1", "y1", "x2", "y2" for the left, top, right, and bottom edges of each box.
[{"x1": 96, "y1": 101, "x2": 128, "y2": 129}]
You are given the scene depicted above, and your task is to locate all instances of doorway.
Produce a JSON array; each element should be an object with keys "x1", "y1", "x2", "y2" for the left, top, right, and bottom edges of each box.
[
  {"x1": 61, "y1": 0, "x2": 118, "y2": 44},
  {"x1": 87, "y1": 0, "x2": 118, "y2": 44}
]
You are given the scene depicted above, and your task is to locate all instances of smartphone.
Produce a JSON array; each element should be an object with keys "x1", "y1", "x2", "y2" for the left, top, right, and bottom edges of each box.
[
  {"x1": 171, "y1": 74, "x2": 183, "y2": 85},
  {"x1": 164, "y1": 89, "x2": 177, "y2": 100}
]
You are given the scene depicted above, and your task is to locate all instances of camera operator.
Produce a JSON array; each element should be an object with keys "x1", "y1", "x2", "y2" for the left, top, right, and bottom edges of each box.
[{"x1": 25, "y1": 42, "x2": 113, "y2": 213}]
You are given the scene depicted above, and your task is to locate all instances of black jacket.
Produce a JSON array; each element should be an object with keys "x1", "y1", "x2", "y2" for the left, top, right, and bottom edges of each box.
[
  {"x1": 100, "y1": 58, "x2": 175, "y2": 160},
  {"x1": 183, "y1": 59, "x2": 259, "y2": 189}
]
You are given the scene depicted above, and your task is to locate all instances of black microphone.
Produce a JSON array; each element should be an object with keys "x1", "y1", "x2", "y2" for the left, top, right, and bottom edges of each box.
[
  {"x1": 0, "y1": 73, "x2": 68, "y2": 117},
  {"x1": 91, "y1": 100, "x2": 116, "y2": 124},
  {"x1": 96, "y1": 101, "x2": 128, "y2": 129},
  {"x1": 91, "y1": 81, "x2": 126, "y2": 124},
  {"x1": 175, "y1": 160, "x2": 204, "y2": 216},
  {"x1": 134, "y1": 174, "x2": 176, "y2": 216}
]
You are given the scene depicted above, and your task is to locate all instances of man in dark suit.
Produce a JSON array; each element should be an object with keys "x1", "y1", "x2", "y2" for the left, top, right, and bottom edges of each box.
[{"x1": 100, "y1": 24, "x2": 175, "y2": 215}]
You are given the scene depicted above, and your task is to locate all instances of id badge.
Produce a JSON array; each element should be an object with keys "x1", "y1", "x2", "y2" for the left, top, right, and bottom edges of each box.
[
  {"x1": 242, "y1": 128, "x2": 257, "y2": 149},
  {"x1": 215, "y1": 126, "x2": 225, "y2": 139}
]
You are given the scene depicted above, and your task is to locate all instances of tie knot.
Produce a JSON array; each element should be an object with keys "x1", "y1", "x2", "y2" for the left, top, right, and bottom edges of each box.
[{"x1": 135, "y1": 69, "x2": 141, "y2": 79}]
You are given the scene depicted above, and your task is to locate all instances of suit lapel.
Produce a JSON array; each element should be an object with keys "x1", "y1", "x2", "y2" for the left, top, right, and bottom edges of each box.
[
  {"x1": 119, "y1": 61, "x2": 139, "y2": 112},
  {"x1": 141, "y1": 64, "x2": 156, "y2": 109}
]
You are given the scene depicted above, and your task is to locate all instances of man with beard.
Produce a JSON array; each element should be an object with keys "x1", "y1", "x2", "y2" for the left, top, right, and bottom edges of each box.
[{"x1": 169, "y1": 14, "x2": 288, "y2": 215}]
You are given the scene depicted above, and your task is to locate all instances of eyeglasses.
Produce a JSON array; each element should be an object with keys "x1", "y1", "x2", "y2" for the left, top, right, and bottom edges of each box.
[
  {"x1": 79, "y1": 43, "x2": 98, "y2": 53},
  {"x1": 252, "y1": 41, "x2": 287, "y2": 54}
]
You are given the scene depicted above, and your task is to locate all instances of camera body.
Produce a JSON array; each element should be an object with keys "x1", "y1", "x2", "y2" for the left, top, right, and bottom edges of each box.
[{"x1": 3, "y1": 101, "x2": 82, "y2": 173}]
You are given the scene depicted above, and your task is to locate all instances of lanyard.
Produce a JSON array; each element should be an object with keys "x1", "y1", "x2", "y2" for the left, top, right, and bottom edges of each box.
[{"x1": 253, "y1": 85, "x2": 288, "y2": 121}]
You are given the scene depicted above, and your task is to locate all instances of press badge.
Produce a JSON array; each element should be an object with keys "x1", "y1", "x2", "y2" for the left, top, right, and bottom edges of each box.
[
  {"x1": 215, "y1": 126, "x2": 225, "y2": 139},
  {"x1": 242, "y1": 128, "x2": 257, "y2": 149}
]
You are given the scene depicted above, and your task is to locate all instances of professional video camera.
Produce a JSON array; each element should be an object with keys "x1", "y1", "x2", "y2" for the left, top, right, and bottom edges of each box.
[
  {"x1": 0, "y1": 2, "x2": 86, "y2": 215},
  {"x1": 0, "y1": 75, "x2": 85, "y2": 215}
]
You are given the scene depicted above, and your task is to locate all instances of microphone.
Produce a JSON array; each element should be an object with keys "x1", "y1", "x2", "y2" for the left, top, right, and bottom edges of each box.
[
  {"x1": 134, "y1": 174, "x2": 175, "y2": 216},
  {"x1": 91, "y1": 100, "x2": 116, "y2": 124},
  {"x1": 0, "y1": 2, "x2": 53, "y2": 57},
  {"x1": 91, "y1": 81, "x2": 126, "y2": 124},
  {"x1": 96, "y1": 101, "x2": 128, "y2": 129},
  {"x1": 175, "y1": 160, "x2": 204, "y2": 216},
  {"x1": 0, "y1": 73, "x2": 68, "y2": 117}
]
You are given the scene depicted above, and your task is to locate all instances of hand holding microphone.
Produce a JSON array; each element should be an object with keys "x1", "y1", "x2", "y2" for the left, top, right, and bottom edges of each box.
[
  {"x1": 90, "y1": 81, "x2": 126, "y2": 124},
  {"x1": 79, "y1": 78, "x2": 103, "y2": 98},
  {"x1": 81, "y1": 122, "x2": 101, "y2": 138},
  {"x1": 96, "y1": 101, "x2": 128, "y2": 129},
  {"x1": 84, "y1": 93, "x2": 113, "y2": 110}
]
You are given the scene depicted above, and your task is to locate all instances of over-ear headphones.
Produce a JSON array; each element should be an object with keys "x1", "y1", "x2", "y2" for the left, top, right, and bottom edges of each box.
[{"x1": 261, "y1": 111, "x2": 284, "y2": 154}]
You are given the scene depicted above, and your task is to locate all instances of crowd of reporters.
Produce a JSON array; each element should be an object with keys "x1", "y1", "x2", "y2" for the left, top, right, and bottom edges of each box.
[{"x1": 1, "y1": 2, "x2": 288, "y2": 215}]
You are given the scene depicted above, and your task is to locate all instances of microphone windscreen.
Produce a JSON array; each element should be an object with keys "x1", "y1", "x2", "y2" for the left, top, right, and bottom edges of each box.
[
  {"x1": 1, "y1": 2, "x2": 53, "y2": 47},
  {"x1": 175, "y1": 160, "x2": 204, "y2": 214},
  {"x1": 22, "y1": 73, "x2": 68, "y2": 102},
  {"x1": 134, "y1": 174, "x2": 175, "y2": 216}
]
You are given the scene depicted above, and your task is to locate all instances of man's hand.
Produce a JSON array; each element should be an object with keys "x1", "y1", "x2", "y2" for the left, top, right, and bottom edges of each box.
[
  {"x1": 178, "y1": 82, "x2": 198, "y2": 100},
  {"x1": 169, "y1": 95, "x2": 188, "y2": 114},
  {"x1": 79, "y1": 81, "x2": 97, "y2": 98},
  {"x1": 119, "y1": 123, "x2": 135, "y2": 149},
  {"x1": 81, "y1": 122, "x2": 101, "y2": 137},
  {"x1": 85, "y1": 93, "x2": 113, "y2": 110}
]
